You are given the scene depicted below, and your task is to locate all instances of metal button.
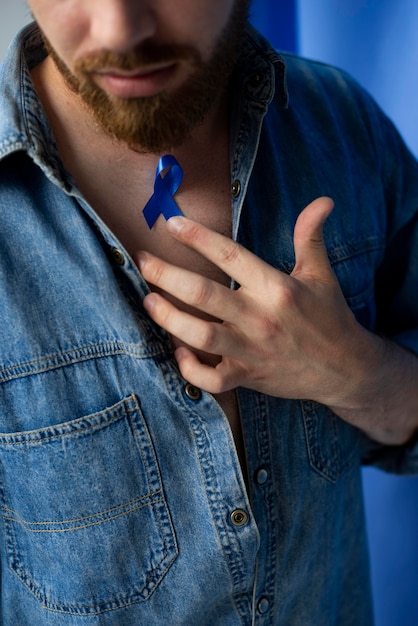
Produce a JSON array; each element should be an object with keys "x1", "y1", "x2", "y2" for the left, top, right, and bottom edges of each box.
[
  {"x1": 184, "y1": 383, "x2": 202, "y2": 401},
  {"x1": 251, "y1": 72, "x2": 266, "y2": 87},
  {"x1": 231, "y1": 180, "x2": 241, "y2": 198},
  {"x1": 255, "y1": 468, "x2": 268, "y2": 485},
  {"x1": 230, "y1": 509, "x2": 248, "y2": 527},
  {"x1": 111, "y1": 248, "x2": 125, "y2": 265},
  {"x1": 257, "y1": 597, "x2": 270, "y2": 614}
]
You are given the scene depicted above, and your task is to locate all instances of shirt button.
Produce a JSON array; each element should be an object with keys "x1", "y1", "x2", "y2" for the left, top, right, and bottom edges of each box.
[
  {"x1": 111, "y1": 248, "x2": 125, "y2": 265},
  {"x1": 184, "y1": 383, "x2": 202, "y2": 401},
  {"x1": 231, "y1": 180, "x2": 241, "y2": 198},
  {"x1": 257, "y1": 597, "x2": 270, "y2": 614},
  {"x1": 251, "y1": 72, "x2": 266, "y2": 87},
  {"x1": 255, "y1": 468, "x2": 269, "y2": 485},
  {"x1": 230, "y1": 509, "x2": 248, "y2": 527}
]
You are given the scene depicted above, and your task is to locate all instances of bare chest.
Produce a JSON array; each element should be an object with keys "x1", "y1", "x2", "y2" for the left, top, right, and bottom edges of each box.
[{"x1": 86, "y1": 171, "x2": 246, "y2": 467}]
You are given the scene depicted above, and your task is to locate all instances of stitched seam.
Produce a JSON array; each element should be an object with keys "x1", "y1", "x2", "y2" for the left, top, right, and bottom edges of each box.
[
  {"x1": 328, "y1": 236, "x2": 383, "y2": 265},
  {"x1": 0, "y1": 414, "x2": 124, "y2": 444},
  {"x1": 0, "y1": 341, "x2": 164, "y2": 383},
  {"x1": 0, "y1": 394, "x2": 140, "y2": 444},
  {"x1": 2, "y1": 489, "x2": 162, "y2": 527},
  {"x1": 3, "y1": 494, "x2": 164, "y2": 533}
]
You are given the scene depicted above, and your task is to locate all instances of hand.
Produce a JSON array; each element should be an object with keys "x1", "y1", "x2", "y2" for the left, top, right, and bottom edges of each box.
[
  {"x1": 136, "y1": 196, "x2": 418, "y2": 445},
  {"x1": 136, "y1": 197, "x2": 373, "y2": 407}
]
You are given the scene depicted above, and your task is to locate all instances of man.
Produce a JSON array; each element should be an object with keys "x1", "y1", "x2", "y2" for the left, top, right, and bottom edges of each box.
[{"x1": 0, "y1": 0, "x2": 417, "y2": 624}]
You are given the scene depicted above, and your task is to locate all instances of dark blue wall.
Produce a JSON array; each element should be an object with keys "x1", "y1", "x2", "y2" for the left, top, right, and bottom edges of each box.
[
  {"x1": 250, "y1": 0, "x2": 297, "y2": 52},
  {"x1": 298, "y1": 0, "x2": 418, "y2": 156}
]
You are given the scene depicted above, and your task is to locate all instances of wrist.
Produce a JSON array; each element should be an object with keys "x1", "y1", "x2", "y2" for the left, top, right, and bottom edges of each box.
[{"x1": 325, "y1": 332, "x2": 418, "y2": 445}]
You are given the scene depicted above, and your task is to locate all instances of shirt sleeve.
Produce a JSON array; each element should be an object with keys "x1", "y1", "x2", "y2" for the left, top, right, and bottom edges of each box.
[{"x1": 360, "y1": 92, "x2": 418, "y2": 473}]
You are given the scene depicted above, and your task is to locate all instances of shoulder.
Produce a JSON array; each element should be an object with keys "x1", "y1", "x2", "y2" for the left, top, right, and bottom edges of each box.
[
  {"x1": 270, "y1": 50, "x2": 403, "y2": 160},
  {"x1": 278, "y1": 51, "x2": 376, "y2": 112},
  {"x1": 242, "y1": 26, "x2": 381, "y2": 123}
]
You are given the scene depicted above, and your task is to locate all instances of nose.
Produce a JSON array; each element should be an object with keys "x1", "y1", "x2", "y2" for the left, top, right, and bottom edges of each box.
[{"x1": 90, "y1": 0, "x2": 157, "y2": 51}]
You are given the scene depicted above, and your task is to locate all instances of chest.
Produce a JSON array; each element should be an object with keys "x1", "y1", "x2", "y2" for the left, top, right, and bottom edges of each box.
[
  {"x1": 86, "y1": 156, "x2": 245, "y2": 424},
  {"x1": 81, "y1": 149, "x2": 234, "y2": 287}
]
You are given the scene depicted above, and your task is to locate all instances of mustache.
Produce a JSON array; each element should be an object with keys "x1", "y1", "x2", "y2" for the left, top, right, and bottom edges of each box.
[{"x1": 74, "y1": 42, "x2": 201, "y2": 73}]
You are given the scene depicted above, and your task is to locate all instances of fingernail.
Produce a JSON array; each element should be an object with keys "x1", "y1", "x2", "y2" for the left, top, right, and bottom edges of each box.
[
  {"x1": 174, "y1": 346, "x2": 187, "y2": 361},
  {"x1": 167, "y1": 216, "x2": 185, "y2": 234},
  {"x1": 143, "y1": 292, "x2": 157, "y2": 312},
  {"x1": 137, "y1": 251, "x2": 147, "y2": 271}
]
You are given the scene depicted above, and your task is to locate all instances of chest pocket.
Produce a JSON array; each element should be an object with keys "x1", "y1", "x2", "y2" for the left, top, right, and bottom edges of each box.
[
  {"x1": 0, "y1": 395, "x2": 178, "y2": 615},
  {"x1": 302, "y1": 400, "x2": 360, "y2": 482},
  {"x1": 301, "y1": 238, "x2": 383, "y2": 482}
]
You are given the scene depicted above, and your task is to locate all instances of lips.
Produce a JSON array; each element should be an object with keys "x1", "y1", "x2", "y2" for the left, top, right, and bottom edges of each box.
[{"x1": 93, "y1": 63, "x2": 178, "y2": 98}]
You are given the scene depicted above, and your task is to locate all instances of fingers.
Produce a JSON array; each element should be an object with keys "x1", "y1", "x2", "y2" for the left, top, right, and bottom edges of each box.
[
  {"x1": 134, "y1": 198, "x2": 342, "y2": 399},
  {"x1": 165, "y1": 201, "x2": 334, "y2": 289},
  {"x1": 142, "y1": 292, "x2": 242, "y2": 357},
  {"x1": 138, "y1": 251, "x2": 244, "y2": 321},
  {"x1": 174, "y1": 347, "x2": 244, "y2": 394},
  {"x1": 292, "y1": 197, "x2": 334, "y2": 280},
  {"x1": 165, "y1": 216, "x2": 278, "y2": 291}
]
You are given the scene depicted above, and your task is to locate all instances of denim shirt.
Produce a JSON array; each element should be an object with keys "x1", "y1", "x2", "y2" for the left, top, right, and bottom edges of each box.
[{"x1": 0, "y1": 23, "x2": 417, "y2": 626}]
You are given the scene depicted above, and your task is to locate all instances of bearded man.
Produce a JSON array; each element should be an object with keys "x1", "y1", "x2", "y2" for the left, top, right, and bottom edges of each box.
[{"x1": 0, "y1": 1, "x2": 417, "y2": 624}]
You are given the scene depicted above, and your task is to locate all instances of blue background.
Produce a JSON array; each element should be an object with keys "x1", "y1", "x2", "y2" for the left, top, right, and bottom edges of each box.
[{"x1": 250, "y1": 1, "x2": 418, "y2": 625}]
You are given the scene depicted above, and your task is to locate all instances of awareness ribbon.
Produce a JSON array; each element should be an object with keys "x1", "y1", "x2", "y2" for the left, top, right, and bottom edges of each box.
[{"x1": 142, "y1": 154, "x2": 184, "y2": 229}]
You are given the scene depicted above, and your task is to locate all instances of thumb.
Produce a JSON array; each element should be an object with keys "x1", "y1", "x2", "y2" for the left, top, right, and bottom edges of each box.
[{"x1": 291, "y1": 196, "x2": 334, "y2": 280}]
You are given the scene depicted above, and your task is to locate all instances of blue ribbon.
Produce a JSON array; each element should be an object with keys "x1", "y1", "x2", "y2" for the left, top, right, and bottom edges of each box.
[{"x1": 142, "y1": 155, "x2": 184, "y2": 229}]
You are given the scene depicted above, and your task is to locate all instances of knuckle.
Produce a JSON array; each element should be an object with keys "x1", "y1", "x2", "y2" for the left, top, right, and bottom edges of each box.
[
  {"x1": 210, "y1": 379, "x2": 227, "y2": 394},
  {"x1": 146, "y1": 259, "x2": 166, "y2": 286},
  {"x1": 156, "y1": 302, "x2": 173, "y2": 327},
  {"x1": 189, "y1": 279, "x2": 213, "y2": 308},
  {"x1": 197, "y1": 323, "x2": 218, "y2": 351},
  {"x1": 182, "y1": 222, "x2": 203, "y2": 245},
  {"x1": 217, "y1": 241, "x2": 241, "y2": 265},
  {"x1": 272, "y1": 282, "x2": 298, "y2": 310},
  {"x1": 203, "y1": 369, "x2": 229, "y2": 394}
]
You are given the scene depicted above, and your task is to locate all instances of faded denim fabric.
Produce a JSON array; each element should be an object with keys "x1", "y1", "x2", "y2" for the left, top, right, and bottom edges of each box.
[{"x1": 0, "y1": 22, "x2": 417, "y2": 626}]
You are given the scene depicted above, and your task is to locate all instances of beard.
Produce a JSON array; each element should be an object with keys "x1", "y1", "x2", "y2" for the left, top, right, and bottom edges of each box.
[{"x1": 42, "y1": 1, "x2": 250, "y2": 153}]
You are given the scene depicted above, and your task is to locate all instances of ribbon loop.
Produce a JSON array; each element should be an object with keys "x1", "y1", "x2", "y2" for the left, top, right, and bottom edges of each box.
[{"x1": 142, "y1": 155, "x2": 184, "y2": 229}]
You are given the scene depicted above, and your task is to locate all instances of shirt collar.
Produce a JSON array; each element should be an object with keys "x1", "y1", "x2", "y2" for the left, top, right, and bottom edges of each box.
[
  {"x1": 0, "y1": 22, "x2": 72, "y2": 189},
  {"x1": 0, "y1": 22, "x2": 288, "y2": 168},
  {"x1": 236, "y1": 24, "x2": 288, "y2": 109}
]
